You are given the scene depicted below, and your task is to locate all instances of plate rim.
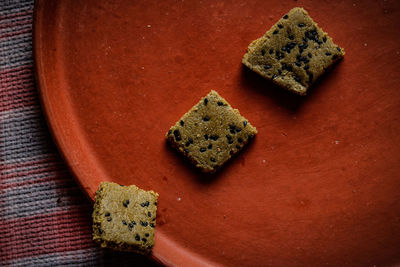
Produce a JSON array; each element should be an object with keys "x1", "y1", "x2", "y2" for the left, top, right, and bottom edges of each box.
[{"x1": 32, "y1": 1, "x2": 214, "y2": 266}]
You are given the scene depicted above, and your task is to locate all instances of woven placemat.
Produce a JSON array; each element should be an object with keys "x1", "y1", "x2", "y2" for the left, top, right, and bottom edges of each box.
[{"x1": 0, "y1": 1, "x2": 158, "y2": 266}]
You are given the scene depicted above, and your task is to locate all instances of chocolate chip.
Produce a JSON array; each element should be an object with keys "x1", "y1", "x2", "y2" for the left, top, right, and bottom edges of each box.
[
  {"x1": 261, "y1": 49, "x2": 265, "y2": 56},
  {"x1": 295, "y1": 61, "x2": 301, "y2": 67},
  {"x1": 154, "y1": 202, "x2": 157, "y2": 206},
  {"x1": 288, "y1": 35, "x2": 294, "y2": 40},
  {"x1": 203, "y1": 116, "x2": 210, "y2": 121},
  {"x1": 204, "y1": 134, "x2": 208, "y2": 140},
  {"x1": 243, "y1": 121, "x2": 247, "y2": 127},
  {"x1": 311, "y1": 29, "x2": 317, "y2": 36},
  {"x1": 208, "y1": 144, "x2": 212, "y2": 149},
  {"x1": 135, "y1": 234, "x2": 140, "y2": 241},
  {"x1": 204, "y1": 98, "x2": 208, "y2": 105},
  {"x1": 264, "y1": 64, "x2": 271, "y2": 70},
  {"x1": 99, "y1": 229, "x2": 103, "y2": 234},
  {"x1": 230, "y1": 128, "x2": 235, "y2": 134},
  {"x1": 236, "y1": 127, "x2": 242, "y2": 133},
  {"x1": 278, "y1": 70, "x2": 282, "y2": 75},
  {"x1": 128, "y1": 223, "x2": 134, "y2": 230},
  {"x1": 308, "y1": 53, "x2": 312, "y2": 58},
  {"x1": 200, "y1": 147, "x2": 206, "y2": 152},
  {"x1": 283, "y1": 14, "x2": 288, "y2": 19},
  {"x1": 298, "y1": 23, "x2": 305, "y2": 28},
  {"x1": 210, "y1": 157, "x2": 216, "y2": 162},
  {"x1": 148, "y1": 212, "x2": 152, "y2": 217},
  {"x1": 217, "y1": 101, "x2": 224, "y2": 106},
  {"x1": 272, "y1": 74, "x2": 277, "y2": 79},
  {"x1": 122, "y1": 220, "x2": 127, "y2": 225},
  {"x1": 140, "y1": 221, "x2": 148, "y2": 227},
  {"x1": 332, "y1": 54, "x2": 338, "y2": 60},
  {"x1": 180, "y1": 120, "x2": 184, "y2": 126},
  {"x1": 325, "y1": 52, "x2": 332, "y2": 56},
  {"x1": 150, "y1": 223, "x2": 155, "y2": 228},
  {"x1": 145, "y1": 233, "x2": 150, "y2": 237},
  {"x1": 337, "y1": 47, "x2": 341, "y2": 52},
  {"x1": 238, "y1": 138, "x2": 243, "y2": 143},
  {"x1": 107, "y1": 217, "x2": 112, "y2": 222},
  {"x1": 269, "y1": 49, "x2": 273, "y2": 54},
  {"x1": 141, "y1": 201, "x2": 150, "y2": 207},
  {"x1": 294, "y1": 76, "x2": 301, "y2": 83},
  {"x1": 304, "y1": 65, "x2": 309, "y2": 70},
  {"x1": 273, "y1": 30, "x2": 279, "y2": 35},
  {"x1": 323, "y1": 36, "x2": 327, "y2": 43},
  {"x1": 226, "y1": 135, "x2": 234, "y2": 144},
  {"x1": 105, "y1": 212, "x2": 110, "y2": 217},
  {"x1": 168, "y1": 130, "x2": 172, "y2": 135},
  {"x1": 142, "y1": 238, "x2": 147, "y2": 243},
  {"x1": 173, "y1": 130, "x2": 181, "y2": 141},
  {"x1": 184, "y1": 148, "x2": 189, "y2": 154},
  {"x1": 123, "y1": 200, "x2": 129, "y2": 208},
  {"x1": 278, "y1": 24, "x2": 283, "y2": 29}
]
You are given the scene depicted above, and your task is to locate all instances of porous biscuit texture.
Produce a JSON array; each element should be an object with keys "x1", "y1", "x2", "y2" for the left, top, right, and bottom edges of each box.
[
  {"x1": 92, "y1": 182, "x2": 158, "y2": 254},
  {"x1": 242, "y1": 7, "x2": 345, "y2": 95},
  {"x1": 166, "y1": 90, "x2": 257, "y2": 173}
]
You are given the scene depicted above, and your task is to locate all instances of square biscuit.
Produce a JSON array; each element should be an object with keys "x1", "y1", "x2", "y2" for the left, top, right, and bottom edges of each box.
[
  {"x1": 92, "y1": 182, "x2": 158, "y2": 254},
  {"x1": 242, "y1": 7, "x2": 345, "y2": 95},
  {"x1": 166, "y1": 90, "x2": 257, "y2": 173}
]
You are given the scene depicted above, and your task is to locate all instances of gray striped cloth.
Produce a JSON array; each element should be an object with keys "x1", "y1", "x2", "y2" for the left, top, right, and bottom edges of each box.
[{"x1": 0, "y1": 1, "x2": 158, "y2": 266}]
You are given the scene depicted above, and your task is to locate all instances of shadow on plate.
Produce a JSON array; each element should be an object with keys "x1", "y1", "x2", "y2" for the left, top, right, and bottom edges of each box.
[
  {"x1": 238, "y1": 59, "x2": 345, "y2": 113},
  {"x1": 102, "y1": 249, "x2": 161, "y2": 267},
  {"x1": 165, "y1": 136, "x2": 257, "y2": 185}
]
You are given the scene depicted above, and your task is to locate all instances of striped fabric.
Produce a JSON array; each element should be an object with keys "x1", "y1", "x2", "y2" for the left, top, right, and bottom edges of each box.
[{"x1": 0, "y1": 1, "x2": 156, "y2": 266}]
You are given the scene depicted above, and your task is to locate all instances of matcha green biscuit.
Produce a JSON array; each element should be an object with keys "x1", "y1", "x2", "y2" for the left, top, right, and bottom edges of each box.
[
  {"x1": 92, "y1": 182, "x2": 158, "y2": 254},
  {"x1": 166, "y1": 90, "x2": 257, "y2": 173},
  {"x1": 242, "y1": 7, "x2": 345, "y2": 95}
]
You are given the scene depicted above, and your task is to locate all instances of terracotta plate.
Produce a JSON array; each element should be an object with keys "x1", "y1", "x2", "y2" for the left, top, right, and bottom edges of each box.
[{"x1": 34, "y1": 0, "x2": 400, "y2": 266}]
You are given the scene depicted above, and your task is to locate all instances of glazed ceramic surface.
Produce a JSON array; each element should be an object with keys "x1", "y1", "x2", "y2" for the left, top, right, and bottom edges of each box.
[{"x1": 34, "y1": 0, "x2": 400, "y2": 266}]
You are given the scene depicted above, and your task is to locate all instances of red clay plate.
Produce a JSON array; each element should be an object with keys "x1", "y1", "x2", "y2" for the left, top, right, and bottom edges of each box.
[{"x1": 34, "y1": 0, "x2": 400, "y2": 266}]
